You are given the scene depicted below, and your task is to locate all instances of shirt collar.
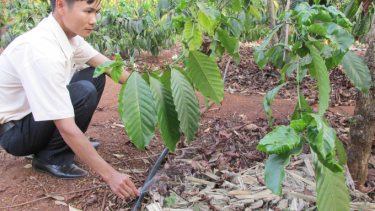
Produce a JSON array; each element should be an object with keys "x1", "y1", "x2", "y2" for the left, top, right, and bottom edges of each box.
[{"x1": 46, "y1": 13, "x2": 74, "y2": 59}]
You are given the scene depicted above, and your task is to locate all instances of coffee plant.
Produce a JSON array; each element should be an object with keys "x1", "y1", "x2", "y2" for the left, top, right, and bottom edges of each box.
[
  {"x1": 86, "y1": 0, "x2": 177, "y2": 57},
  {"x1": 254, "y1": 3, "x2": 370, "y2": 210},
  {"x1": 93, "y1": 0, "x2": 265, "y2": 151},
  {"x1": 0, "y1": 0, "x2": 50, "y2": 48}
]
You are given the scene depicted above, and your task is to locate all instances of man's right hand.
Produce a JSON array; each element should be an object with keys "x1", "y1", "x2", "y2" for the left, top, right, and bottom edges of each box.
[
  {"x1": 105, "y1": 171, "x2": 140, "y2": 199},
  {"x1": 54, "y1": 118, "x2": 140, "y2": 199}
]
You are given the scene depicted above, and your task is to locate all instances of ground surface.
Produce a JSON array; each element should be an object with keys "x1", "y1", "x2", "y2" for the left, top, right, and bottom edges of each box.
[{"x1": 0, "y1": 42, "x2": 365, "y2": 210}]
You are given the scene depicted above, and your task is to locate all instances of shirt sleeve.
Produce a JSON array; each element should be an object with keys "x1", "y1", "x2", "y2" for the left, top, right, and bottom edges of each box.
[
  {"x1": 14, "y1": 44, "x2": 75, "y2": 121},
  {"x1": 72, "y1": 36, "x2": 99, "y2": 66}
]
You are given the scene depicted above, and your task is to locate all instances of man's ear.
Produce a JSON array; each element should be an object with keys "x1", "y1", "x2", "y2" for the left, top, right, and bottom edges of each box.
[{"x1": 55, "y1": 0, "x2": 67, "y2": 15}]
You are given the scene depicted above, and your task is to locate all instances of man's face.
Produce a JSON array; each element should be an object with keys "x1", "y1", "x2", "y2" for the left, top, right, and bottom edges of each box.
[{"x1": 61, "y1": 0, "x2": 101, "y2": 39}]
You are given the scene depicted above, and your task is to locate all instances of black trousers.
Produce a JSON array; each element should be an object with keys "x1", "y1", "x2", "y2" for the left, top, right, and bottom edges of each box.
[{"x1": 0, "y1": 67, "x2": 105, "y2": 165}]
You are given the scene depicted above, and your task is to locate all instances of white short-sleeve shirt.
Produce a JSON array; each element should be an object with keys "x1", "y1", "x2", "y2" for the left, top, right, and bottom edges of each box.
[{"x1": 0, "y1": 14, "x2": 99, "y2": 123}]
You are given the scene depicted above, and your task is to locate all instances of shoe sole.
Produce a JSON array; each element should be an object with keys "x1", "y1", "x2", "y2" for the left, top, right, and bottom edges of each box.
[{"x1": 32, "y1": 166, "x2": 86, "y2": 180}]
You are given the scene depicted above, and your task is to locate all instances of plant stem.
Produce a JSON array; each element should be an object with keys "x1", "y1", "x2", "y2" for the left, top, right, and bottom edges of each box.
[
  {"x1": 296, "y1": 58, "x2": 302, "y2": 117},
  {"x1": 170, "y1": 49, "x2": 188, "y2": 65},
  {"x1": 219, "y1": 0, "x2": 232, "y2": 11}
]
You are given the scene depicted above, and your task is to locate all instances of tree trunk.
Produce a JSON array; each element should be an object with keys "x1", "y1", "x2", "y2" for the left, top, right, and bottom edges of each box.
[
  {"x1": 347, "y1": 14, "x2": 375, "y2": 187},
  {"x1": 267, "y1": 0, "x2": 278, "y2": 45}
]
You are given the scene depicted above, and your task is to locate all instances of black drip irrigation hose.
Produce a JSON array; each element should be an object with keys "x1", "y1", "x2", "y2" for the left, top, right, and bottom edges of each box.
[{"x1": 131, "y1": 59, "x2": 231, "y2": 211}]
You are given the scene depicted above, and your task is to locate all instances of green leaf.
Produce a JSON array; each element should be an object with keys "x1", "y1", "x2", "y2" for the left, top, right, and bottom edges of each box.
[
  {"x1": 264, "y1": 136, "x2": 306, "y2": 196},
  {"x1": 313, "y1": 151, "x2": 351, "y2": 211},
  {"x1": 308, "y1": 24, "x2": 327, "y2": 37},
  {"x1": 257, "y1": 125, "x2": 300, "y2": 154},
  {"x1": 183, "y1": 20, "x2": 203, "y2": 50},
  {"x1": 291, "y1": 94, "x2": 313, "y2": 121},
  {"x1": 160, "y1": 69, "x2": 172, "y2": 92},
  {"x1": 249, "y1": 5, "x2": 261, "y2": 19},
  {"x1": 150, "y1": 77, "x2": 181, "y2": 152},
  {"x1": 232, "y1": 0, "x2": 242, "y2": 12},
  {"x1": 292, "y1": 41, "x2": 302, "y2": 52},
  {"x1": 196, "y1": 2, "x2": 221, "y2": 22},
  {"x1": 306, "y1": 114, "x2": 335, "y2": 159},
  {"x1": 290, "y1": 119, "x2": 307, "y2": 133},
  {"x1": 280, "y1": 63, "x2": 291, "y2": 83},
  {"x1": 165, "y1": 194, "x2": 177, "y2": 208},
  {"x1": 186, "y1": 51, "x2": 224, "y2": 104},
  {"x1": 306, "y1": 43, "x2": 330, "y2": 116},
  {"x1": 203, "y1": 96, "x2": 210, "y2": 110},
  {"x1": 316, "y1": 10, "x2": 331, "y2": 22},
  {"x1": 341, "y1": 51, "x2": 371, "y2": 93},
  {"x1": 216, "y1": 29, "x2": 241, "y2": 65},
  {"x1": 335, "y1": 137, "x2": 348, "y2": 166},
  {"x1": 110, "y1": 65, "x2": 123, "y2": 83},
  {"x1": 307, "y1": 126, "x2": 344, "y2": 173},
  {"x1": 296, "y1": 11, "x2": 314, "y2": 26},
  {"x1": 94, "y1": 61, "x2": 123, "y2": 78},
  {"x1": 171, "y1": 69, "x2": 200, "y2": 143},
  {"x1": 198, "y1": 12, "x2": 216, "y2": 36},
  {"x1": 118, "y1": 73, "x2": 157, "y2": 150},
  {"x1": 323, "y1": 22, "x2": 354, "y2": 51},
  {"x1": 262, "y1": 83, "x2": 288, "y2": 128},
  {"x1": 254, "y1": 24, "x2": 283, "y2": 69}
]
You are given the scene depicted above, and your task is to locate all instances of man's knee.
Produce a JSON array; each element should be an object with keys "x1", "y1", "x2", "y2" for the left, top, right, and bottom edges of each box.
[{"x1": 69, "y1": 80, "x2": 98, "y2": 111}]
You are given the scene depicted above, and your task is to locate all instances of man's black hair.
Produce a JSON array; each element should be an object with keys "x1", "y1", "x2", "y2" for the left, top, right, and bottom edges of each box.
[{"x1": 49, "y1": 0, "x2": 101, "y2": 12}]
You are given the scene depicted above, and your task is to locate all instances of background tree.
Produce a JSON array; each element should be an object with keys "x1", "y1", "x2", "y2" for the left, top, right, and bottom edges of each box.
[
  {"x1": 347, "y1": 13, "x2": 375, "y2": 188},
  {"x1": 267, "y1": 0, "x2": 278, "y2": 45}
]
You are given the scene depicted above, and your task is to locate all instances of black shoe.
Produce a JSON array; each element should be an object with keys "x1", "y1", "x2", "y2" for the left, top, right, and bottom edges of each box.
[
  {"x1": 32, "y1": 157, "x2": 87, "y2": 179},
  {"x1": 91, "y1": 142, "x2": 100, "y2": 149}
]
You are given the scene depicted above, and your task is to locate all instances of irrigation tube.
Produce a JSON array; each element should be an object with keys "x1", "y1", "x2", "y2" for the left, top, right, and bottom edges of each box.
[{"x1": 131, "y1": 59, "x2": 231, "y2": 210}]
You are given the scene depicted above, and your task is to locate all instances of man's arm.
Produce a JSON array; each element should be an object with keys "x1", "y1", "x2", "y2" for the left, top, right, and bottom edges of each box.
[
  {"x1": 86, "y1": 53, "x2": 130, "y2": 84},
  {"x1": 54, "y1": 118, "x2": 139, "y2": 199}
]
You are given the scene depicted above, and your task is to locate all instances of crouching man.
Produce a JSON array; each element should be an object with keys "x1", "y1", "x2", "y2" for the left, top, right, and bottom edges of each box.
[{"x1": 0, "y1": 0, "x2": 139, "y2": 199}]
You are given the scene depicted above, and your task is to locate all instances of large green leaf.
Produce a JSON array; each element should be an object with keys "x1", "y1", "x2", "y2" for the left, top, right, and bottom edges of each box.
[
  {"x1": 110, "y1": 65, "x2": 123, "y2": 83},
  {"x1": 94, "y1": 60, "x2": 123, "y2": 78},
  {"x1": 183, "y1": 20, "x2": 203, "y2": 50},
  {"x1": 171, "y1": 69, "x2": 200, "y2": 143},
  {"x1": 216, "y1": 29, "x2": 241, "y2": 65},
  {"x1": 196, "y1": 2, "x2": 221, "y2": 22},
  {"x1": 186, "y1": 51, "x2": 224, "y2": 104},
  {"x1": 308, "y1": 23, "x2": 327, "y2": 37},
  {"x1": 323, "y1": 22, "x2": 354, "y2": 51},
  {"x1": 264, "y1": 136, "x2": 306, "y2": 196},
  {"x1": 198, "y1": 12, "x2": 216, "y2": 36},
  {"x1": 291, "y1": 94, "x2": 312, "y2": 121},
  {"x1": 254, "y1": 24, "x2": 283, "y2": 69},
  {"x1": 306, "y1": 43, "x2": 330, "y2": 116},
  {"x1": 306, "y1": 114, "x2": 335, "y2": 159},
  {"x1": 249, "y1": 5, "x2": 261, "y2": 19},
  {"x1": 160, "y1": 69, "x2": 172, "y2": 92},
  {"x1": 335, "y1": 137, "x2": 348, "y2": 166},
  {"x1": 149, "y1": 77, "x2": 181, "y2": 152},
  {"x1": 262, "y1": 83, "x2": 288, "y2": 128},
  {"x1": 341, "y1": 51, "x2": 371, "y2": 93},
  {"x1": 313, "y1": 151, "x2": 351, "y2": 211},
  {"x1": 257, "y1": 125, "x2": 300, "y2": 154},
  {"x1": 118, "y1": 73, "x2": 157, "y2": 150}
]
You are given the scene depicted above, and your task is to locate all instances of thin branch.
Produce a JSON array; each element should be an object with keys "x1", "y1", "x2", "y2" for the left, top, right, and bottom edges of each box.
[
  {"x1": 123, "y1": 160, "x2": 142, "y2": 184},
  {"x1": 219, "y1": 0, "x2": 232, "y2": 11}
]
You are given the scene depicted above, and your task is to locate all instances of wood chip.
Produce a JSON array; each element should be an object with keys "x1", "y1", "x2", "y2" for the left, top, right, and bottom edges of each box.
[
  {"x1": 186, "y1": 177, "x2": 215, "y2": 186},
  {"x1": 228, "y1": 190, "x2": 251, "y2": 195},
  {"x1": 235, "y1": 189, "x2": 277, "y2": 200},
  {"x1": 350, "y1": 202, "x2": 375, "y2": 210},
  {"x1": 304, "y1": 159, "x2": 315, "y2": 177},
  {"x1": 204, "y1": 172, "x2": 220, "y2": 181},
  {"x1": 242, "y1": 176, "x2": 257, "y2": 184},
  {"x1": 287, "y1": 171, "x2": 316, "y2": 187},
  {"x1": 284, "y1": 191, "x2": 317, "y2": 202},
  {"x1": 146, "y1": 202, "x2": 162, "y2": 211}
]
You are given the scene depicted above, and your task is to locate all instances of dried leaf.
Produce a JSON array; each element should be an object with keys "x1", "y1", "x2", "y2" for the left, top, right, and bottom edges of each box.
[
  {"x1": 51, "y1": 195, "x2": 65, "y2": 201},
  {"x1": 113, "y1": 154, "x2": 124, "y2": 159},
  {"x1": 69, "y1": 204, "x2": 82, "y2": 211},
  {"x1": 55, "y1": 201, "x2": 67, "y2": 206},
  {"x1": 24, "y1": 164, "x2": 32, "y2": 168}
]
